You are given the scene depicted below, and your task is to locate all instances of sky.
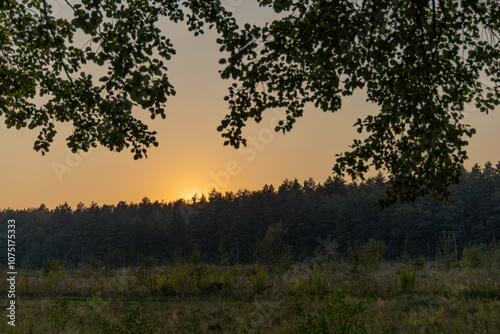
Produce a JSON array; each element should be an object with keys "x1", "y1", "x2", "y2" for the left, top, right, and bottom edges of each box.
[{"x1": 1, "y1": 1, "x2": 500, "y2": 210}]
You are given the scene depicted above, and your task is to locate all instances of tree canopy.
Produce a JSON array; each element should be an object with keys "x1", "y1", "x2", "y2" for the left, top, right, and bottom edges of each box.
[
  {"x1": 0, "y1": 0, "x2": 234, "y2": 158},
  {"x1": 1, "y1": 0, "x2": 499, "y2": 207},
  {"x1": 217, "y1": 0, "x2": 500, "y2": 207}
]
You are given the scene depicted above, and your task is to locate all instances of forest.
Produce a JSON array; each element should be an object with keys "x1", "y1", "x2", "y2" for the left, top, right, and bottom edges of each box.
[{"x1": 2, "y1": 162, "x2": 499, "y2": 270}]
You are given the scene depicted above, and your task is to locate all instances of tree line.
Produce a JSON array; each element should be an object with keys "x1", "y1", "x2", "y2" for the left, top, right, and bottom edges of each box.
[{"x1": 1, "y1": 162, "x2": 500, "y2": 269}]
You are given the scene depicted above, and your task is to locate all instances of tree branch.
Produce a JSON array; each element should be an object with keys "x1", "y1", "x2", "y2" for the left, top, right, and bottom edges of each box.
[{"x1": 41, "y1": 0, "x2": 75, "y2": 89}]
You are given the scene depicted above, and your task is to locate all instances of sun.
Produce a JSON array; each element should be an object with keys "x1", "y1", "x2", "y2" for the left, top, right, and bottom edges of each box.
[
  {"x1": 184, "y1": 196, "x2": 194, "y2": 204},
  {"x1": 181, "y1": 189, "x2": 201, "y2": 204}
]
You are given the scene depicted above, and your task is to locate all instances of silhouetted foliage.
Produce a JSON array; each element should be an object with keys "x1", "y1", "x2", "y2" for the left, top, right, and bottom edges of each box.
[
  {"x1": 2, "y1": 1, "x2": 499, "y2": 206},
  {"x1": 218, "y1": 0, "x2": 500, "y2": 208}
]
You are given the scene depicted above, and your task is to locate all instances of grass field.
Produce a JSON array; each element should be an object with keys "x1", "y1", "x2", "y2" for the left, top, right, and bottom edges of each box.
[{"x1": 1, "y1": 255, "x2": 499, "y2": 333}]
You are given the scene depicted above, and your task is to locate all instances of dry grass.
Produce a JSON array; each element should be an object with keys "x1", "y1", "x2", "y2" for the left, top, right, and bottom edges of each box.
[{"x1": 1, "y1": 261, "x2": 499, "y2": 333}]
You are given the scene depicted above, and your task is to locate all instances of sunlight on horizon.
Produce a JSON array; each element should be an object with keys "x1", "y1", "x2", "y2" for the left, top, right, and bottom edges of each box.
[{"x1": 1, "y1": 2, "x2": 500, "y2": 211}]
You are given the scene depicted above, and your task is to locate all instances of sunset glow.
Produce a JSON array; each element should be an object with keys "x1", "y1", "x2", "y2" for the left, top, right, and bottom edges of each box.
[{"x1": 1, "y1": 2, "x2": 500, "y2": 211}]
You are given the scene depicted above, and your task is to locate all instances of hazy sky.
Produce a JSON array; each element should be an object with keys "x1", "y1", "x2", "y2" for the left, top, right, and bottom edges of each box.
[{"x1": 1, "y1": 1, "x2": 500, "y2": 210}]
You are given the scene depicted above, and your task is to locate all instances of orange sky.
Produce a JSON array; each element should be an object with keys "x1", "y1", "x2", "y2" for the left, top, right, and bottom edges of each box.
[{"x1": 1, "y1": 2, "x2": 500, "y2": 210}]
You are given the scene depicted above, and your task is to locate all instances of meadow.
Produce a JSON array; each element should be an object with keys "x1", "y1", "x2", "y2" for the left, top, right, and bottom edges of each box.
[{"x1": 1, "y1": 242, "x2": 499, "y2": 333}]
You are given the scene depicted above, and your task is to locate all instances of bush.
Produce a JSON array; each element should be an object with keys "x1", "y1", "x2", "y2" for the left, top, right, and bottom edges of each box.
[
  {"x1": 437, "y1": 232, "x2": 458, "y2": 270},
  {"x1": 400, "y1": 241, "x2": 425, "y2": 271},
  {"x1": 48, "y1": 298, "x2": 72, "y2": 332},
  {"x1": 135, "y1": 270, "x2": 149, "y2": 286},
  {"x1": 137, "y1": 254, "x2": 158, "y2": 269},
  {"x1": 118, "y1": 306, "x2": 155, "y2": 334},
  {"x1": 409, "y1": 256, "x2": 425, "y2": 271},
  {"x1": 313, "y1": 237, "x2": 340, "y2": 266},
  {"x1": 88, "y1": 257, "x2": 103, "y2": 270},
  {"x1": 42, "y1": 258, "x2": 62, "y2": 274},
  {"x1": 252, "y1": 269, "x2": 268, "y2": 294},
  {"x1": 171, "y1": 247, "x2": 185, "y2": 265},
  {"x1": 482, "y1": 243, "x2": 500, "y2": 269},
  {"x1": 90, "y1": 295, "x2": 104, "y2": 309},
  {"x1": 253, "y1": 222, "x2": 294, "y2": 271},
  {"x1": 188, "y1": 244, "x2": 205, "y2": 264},
  {"x1": 153, "y1": 273, "x2": 170, "y2": 295},
  {"x1": 293, "y1": 273, "x2": 329, "y2": 297},
  {"x1": 298, "y1": 288, "x2": 367, "y2": 334},
  {"x1": 461, "y1": 243, "x2": 486, "y2": 268},
  {"x1": 398, "y1": 267, "x2": 416, "y2": 293},
  {"x1": 348, "y1": 239, "x2": 387, "y2": 272},
  {"x1": 154, "y1": 268, "x2": 201, "y2": 296}
]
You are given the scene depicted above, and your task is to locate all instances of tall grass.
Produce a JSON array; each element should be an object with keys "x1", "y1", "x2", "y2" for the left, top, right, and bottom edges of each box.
[{"x1": 1, "y1": 240, "x2": 499, "y2": 333}]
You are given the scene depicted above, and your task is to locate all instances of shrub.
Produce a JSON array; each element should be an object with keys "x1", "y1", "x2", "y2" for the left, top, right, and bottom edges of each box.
[
  {"x1": 48, "y1": 298, "x2": 72, "y2": 332},
  {"x1": 252, "y1": 269, "x2": 268, "y2": 294},
  {"x1": 298, "y1": 288, "x2": 367, "y2": 334},
  {"x1": 313, "y1": 237, "x2": 340, "y2": 266},
  {"x1": 253, "y1": 222, "x2": 294, "y2": 271},
  {"x1": 348, "y1": 239, "x2": 387, "y2": 272},
  {"x1": 88, "y1": 257, "x2": 103, "y2": 270},
  {"x1": 154, "y1": 273, "x2": 174, "y2": 295},
  {"x1": 216, "y1": 243, "x2": 237, "y2": 266},
  {"x1": 293, "y1": 273, "x2": 329, "y2": 297},
  {"x1": 171, "y1": 247, "x2": 185, "y2": 265},
  {"x1": 114, "y1": 277, "x2": 128, "y2": 293},
  {"x1": 42, "y1": 258, "x2": 62, "y2": 274},
  {"x1": 221, "y1": 269, "x2": 234, "y2": 287},
  {"x1": 118, "y1": 306, "x2": 155, "y2": 334},
  {"x1": 398, "y1": 267, "x2": 416, "y2": 293},
  {"x1": 409, "y1": 256, "x2": 425, "y2": 271},
  {"x1": 401, "y1": 241, "x2": 425, "y2": 271},
  {"x1": 137, "y1": 254, "x2": 157, "y2": 270},
  {"x1": 482, "y1": 243, "x2": 500, "y2": 269},
  {"x1": 461, "y1": 243, "x2": 486, "y2": 268},
  {"x1": 437, "y1": 232, "x2": 458, "y2": 270},
  {"x1": 135, "y1": 270, "x2": 149, "y2": 286},
  {"x1": 90, "y1": 295, "x2": 104, "y2": 309},
  {"x1": 188, "y1": 244, "x2": 205, "y2": 264},
  {"x1": 154, "y1": 266, "x2": 206, "y2": 296}
]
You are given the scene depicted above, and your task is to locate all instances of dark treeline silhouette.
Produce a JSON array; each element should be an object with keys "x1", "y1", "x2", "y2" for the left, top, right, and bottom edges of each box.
[{"x1": 1, "y1": 162, "x2": 500, "y2": 269}]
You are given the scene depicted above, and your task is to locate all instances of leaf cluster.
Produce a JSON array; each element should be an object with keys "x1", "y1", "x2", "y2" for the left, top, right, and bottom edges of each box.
[
  {"x1": 216, "y1": 0, "x2": 500, "y2": 207},
  {"x1": 0, "y1": 0, "x2": 234, "y2": 158}
]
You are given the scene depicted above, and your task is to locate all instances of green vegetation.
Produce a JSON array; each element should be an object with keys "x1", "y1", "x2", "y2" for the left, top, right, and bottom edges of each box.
[
  {"x1": 347, "y1": 238, "x2": 388, "y2": 273},
  {"x1": 298, "y1": 289, "x2": 367, "y2": 334},
  {"x1": 1, "y1": 164, "x2": 500, "y2": 331},
  {"x1": 437, "y1": 231, "x2": 459, "y2": 270},
  {"x1": 1, "y1": 249, "x2": 499, "y2": 333},
  {"x1": 253, "y1": 222, "x2": 294, "y2": 271},
  {"x1": 460, "y1": 243, "x2": 500, "y2": 269},
  {"x1": 251, "y1": 269, "x2": 268, "y2": 295},
  {"x1": 398, "y1": 267, "x2": 417, "y2": 293}
]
